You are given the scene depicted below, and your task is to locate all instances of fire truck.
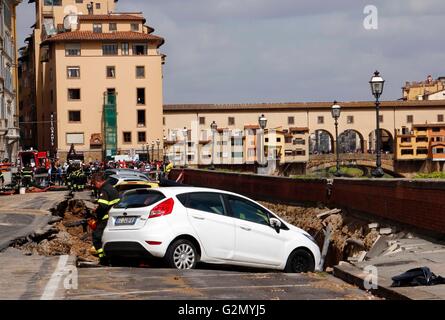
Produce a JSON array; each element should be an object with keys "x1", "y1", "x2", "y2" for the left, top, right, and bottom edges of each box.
[{"x1": 18, "y1": 150, "x2": 51, "y2": 173}]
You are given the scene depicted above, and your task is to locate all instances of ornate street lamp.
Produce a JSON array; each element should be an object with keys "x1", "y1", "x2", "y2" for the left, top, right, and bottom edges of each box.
[
  {"x1": 370, "y1": 71, "x2": 385, "y2": 178},
  {"x1": 183, "y1": 127, "x2": 188, "y2": 168},
  {"x1": 210, "y1": 121, "x2": 218, "y2": 170},
  {"x1": 258, "y1": 114, "x2": 268, "y2": 167},
  {"x1": 156, "y1": 138, "x2": 160, "y2": 161},
  {"x1": 331, "y1": 101, "x2": 342, "y2": 177}
]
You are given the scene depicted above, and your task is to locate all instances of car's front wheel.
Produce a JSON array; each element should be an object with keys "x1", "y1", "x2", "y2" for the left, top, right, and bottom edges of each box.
[
  {"x1": 285, "y1": 248, "x2": 315, "y2": 273},
  {"x1": 165, "y1": 239, "x2": 198, "y2": 270}
]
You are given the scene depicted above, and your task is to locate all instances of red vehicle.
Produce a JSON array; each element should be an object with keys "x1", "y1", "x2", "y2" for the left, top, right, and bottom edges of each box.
[{"x1": 18, "y1": 150, "x2": 51, "y2": 172}]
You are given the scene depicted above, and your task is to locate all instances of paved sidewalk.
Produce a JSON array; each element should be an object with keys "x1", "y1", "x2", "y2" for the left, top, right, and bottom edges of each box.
[{"x1": 334, "y1": 235, "x2": 445, "y2": 300}]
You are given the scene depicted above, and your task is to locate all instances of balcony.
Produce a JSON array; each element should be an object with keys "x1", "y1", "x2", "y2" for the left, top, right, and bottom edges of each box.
[{"x1": 5, "y1": 127, "x2": 20, "y2": 140}]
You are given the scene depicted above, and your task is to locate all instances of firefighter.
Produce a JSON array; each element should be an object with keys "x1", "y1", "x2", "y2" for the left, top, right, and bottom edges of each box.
[
  {"x1": 91, "y1": 173, "x2": 120, "y2": 264},
  {"x1": 66, "y1": 163, "x2": 76, "y2": 190},
  {"x1": 0, "y1": 170, "x2": 4, "y2": 189},
  {"x1": 22, "y1": 166, "x2": 34, "y2": 188},
  {"x1": 164, "y1": 160, "x2": 173, "y2": 179}
]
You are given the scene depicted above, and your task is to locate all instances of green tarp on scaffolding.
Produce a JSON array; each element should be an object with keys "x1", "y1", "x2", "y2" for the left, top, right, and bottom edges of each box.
[{"x1": 104, "y1": 94, "x2": 117, "y2": 160}]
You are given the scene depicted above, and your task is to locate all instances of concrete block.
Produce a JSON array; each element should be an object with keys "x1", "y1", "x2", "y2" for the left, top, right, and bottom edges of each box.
[
  {"x1": 368, "y1": 223, "x2": 379, "y2": 229},
  {"x1": 380, "y1": 227, "x2": 393, "y2": 235}
]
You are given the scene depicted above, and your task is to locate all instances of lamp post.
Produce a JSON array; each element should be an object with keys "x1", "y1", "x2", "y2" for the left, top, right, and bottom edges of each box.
[
  {"x1": 210, "y1": 121, "x2": 218, "y2": 170},
  {"x1": 146, "y1": 143, "x2": 150, "y2": 163},
  {"x1": 151, "y1": 141, "x2": 155, "y2": 164},
  {"x1": 156, "y1": 138, "x2": 160, "y2": 162},
  {"x1": 183, "y1": 127, "x2": 188, "y2": 168},
  {"x1": 258, "y1": 114, "x2": 268, "y2": 167},
  {"x1": 331, "y1": 101, "x2": 342, "y2": 177},
  {"x1": 370, "y1": 71, "x2": 385, "y2": 178}
]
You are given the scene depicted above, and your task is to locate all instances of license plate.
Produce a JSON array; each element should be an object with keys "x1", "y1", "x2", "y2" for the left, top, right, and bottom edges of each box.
[{"x1": 115, "y1": 216, "x2": 138, "y2": 226}]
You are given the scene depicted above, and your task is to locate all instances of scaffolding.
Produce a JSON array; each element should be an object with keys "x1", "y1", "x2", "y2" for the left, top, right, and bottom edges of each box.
[{"x1": 103, "y1": 94, "x2": 117, "y2": 160}]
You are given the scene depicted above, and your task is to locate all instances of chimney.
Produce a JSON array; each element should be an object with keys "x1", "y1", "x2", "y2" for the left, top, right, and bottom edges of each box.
[{"x1": 87, "y1": 2, "x2": 94, "y2": 15}]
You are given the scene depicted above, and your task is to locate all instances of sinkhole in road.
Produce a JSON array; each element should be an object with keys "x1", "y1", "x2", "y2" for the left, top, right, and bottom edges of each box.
[
  {"x1": 10, "y1": 195, "x2": 386, "y2": 270},
  {"x1": 11, "y1": 197, "x2": 99, "y2": 262}
]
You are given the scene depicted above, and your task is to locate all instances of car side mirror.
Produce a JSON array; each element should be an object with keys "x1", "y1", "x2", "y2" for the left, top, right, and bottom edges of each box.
[{"x1": 270, "y1": 218, "x2": 282, "y2": 233}]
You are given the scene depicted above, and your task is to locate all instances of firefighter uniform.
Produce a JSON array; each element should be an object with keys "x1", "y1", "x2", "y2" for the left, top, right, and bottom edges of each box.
[
  {"x1": 164, "y1": 162, "x2": 173, "y2": 178},
  {"x1": 93, "y1": 181, "x2": 120, "y2": 260},
  {"x1": 22, "y1": 167, "x2": 34, "y2": 188},
  {"x1": 0, "y1": 170, "x2": 4, "y2": 188}
]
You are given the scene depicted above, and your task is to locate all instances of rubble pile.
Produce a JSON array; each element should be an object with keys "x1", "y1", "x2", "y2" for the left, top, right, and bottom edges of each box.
[
  {"x1": 14, "y1": 199, "x2": 97, "y2": 261},
  {"x1": 260, "y1": 202, "x2": 382, "y2": 268}
]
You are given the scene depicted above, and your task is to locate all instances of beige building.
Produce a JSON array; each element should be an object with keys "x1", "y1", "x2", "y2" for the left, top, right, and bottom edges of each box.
[
  {"x1": 0, "y1": 0, "x2": 21, "y2": 162},
  {"x1": 163, "y1": 100, "x2": 445, "y2": 166},
  {"x1": 23, "y1": 0, "x2": 165, "y2": 161},
  {"x1": 403, "y1": 75, "x2": 445, "y2": 101}
]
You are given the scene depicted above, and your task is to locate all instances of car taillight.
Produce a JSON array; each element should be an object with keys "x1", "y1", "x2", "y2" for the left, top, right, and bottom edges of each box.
[{"x1": 149, "y1": 198, "x2": 174, "y2": 219}]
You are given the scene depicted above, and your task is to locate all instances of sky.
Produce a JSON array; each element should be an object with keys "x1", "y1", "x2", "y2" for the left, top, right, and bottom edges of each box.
[{"x1": 15, "y1": 0, "x2": 445, "y2": 104}]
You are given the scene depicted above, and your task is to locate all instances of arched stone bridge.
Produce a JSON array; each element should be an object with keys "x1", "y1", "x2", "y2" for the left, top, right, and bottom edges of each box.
[{"x1": 307, "y1": 154, "x2": 401, "y2": 176}]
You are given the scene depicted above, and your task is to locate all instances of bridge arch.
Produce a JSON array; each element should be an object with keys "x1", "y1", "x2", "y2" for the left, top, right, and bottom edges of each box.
[
  {"x1": 368, "y1": 129, "x2": 394, "y2": 153},
  {"x1": 338, "y1": 129, "x2": 365, "y2": 153},
  {"x1": 309, "y1": 130, "x2": 334, "y2": 154}
]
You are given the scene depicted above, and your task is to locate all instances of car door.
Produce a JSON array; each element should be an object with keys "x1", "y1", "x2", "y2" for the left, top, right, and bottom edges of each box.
[
  {"x1": 180, "y1": 192, "x2": 236, "y2": 261},
  {"x1": 227, "y1": 195, "x2": 285, "y2": 267}
]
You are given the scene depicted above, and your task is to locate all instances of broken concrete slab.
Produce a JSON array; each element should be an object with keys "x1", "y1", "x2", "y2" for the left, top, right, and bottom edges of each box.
[
  {"x1": 365, "y1": 235, "x2": 390, "y2": 260},
  {"x1": 317, "y1": 208, "x2": 342, "y2": 219},
  {"x1": 368, "y1": 223, "x2": 379, "y2": 229},
  {"x1": 380, "y1": 228, "x2": 393, "y2": 235}
]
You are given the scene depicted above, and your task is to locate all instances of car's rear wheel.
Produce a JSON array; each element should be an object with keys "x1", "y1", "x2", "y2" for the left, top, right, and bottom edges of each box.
[
  {"x1": 285, "y1": 248, "x2": 315, "y2": 273},
  {"x1": 166, "y1": 239, "x2": 198, "y2": 270}
]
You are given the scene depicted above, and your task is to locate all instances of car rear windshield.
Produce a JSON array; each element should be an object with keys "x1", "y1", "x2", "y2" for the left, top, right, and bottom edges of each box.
[{"x1": 115, "y1": 190, "x2": 165, "y2": 209}]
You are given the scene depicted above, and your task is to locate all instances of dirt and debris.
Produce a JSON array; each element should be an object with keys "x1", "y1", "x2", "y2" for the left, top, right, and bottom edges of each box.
[
  {"x1": 13, "y1": 199, "x2": 98, "y2": 262},
  {"x1": 259, "y1": 202, "x2": 382, "y2": 268}
]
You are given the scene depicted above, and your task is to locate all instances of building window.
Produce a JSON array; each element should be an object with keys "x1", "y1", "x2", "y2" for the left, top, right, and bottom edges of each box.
[
  {"x1": 131, "y1": 23, "x2": 140, "y2": 31},
  {"x1": 199, "y1": 117, "x2": 205, "y2": 125},
  {"x1": 136, "y1": 66, "x2": 145, "y2": 78},
  {"x1": 106, "y1": 66, "x2": 116, "y2": 78},
  {"x1": 137, "y1": 110, "x2": 146, "y2": 127},
  {"x1": 133, "y1": 44, "x2": 147, "y2": 55},
  {"x1": 67, "y1": 66, "x2": 80, "y2": 78},
  {"x1": 163, "y1": 117, "x2": 165, "y2": 125},
  {"x1": 121, "y1": 43, "x2": 129, "y2": 55},
  {"x1": 438, "y1": 114, "x2": 444, "y2": 122},
  {"x1": 347, "y1": 116, "x2": 354, "y2": 124},
  {"x1": 123, "y1": 132, "x2": 132, "y2": 143},
  {"x1": 228, "y1": 117, "x2": 235, "y2": 126},
  {"x1": 68, "y1": 89, "x2": 81, "y2": 100},
  {"x1": 65, "y1": 43, "x2": 81, "y2": 56},
  {"x1": 401, "y1": 149, "x2": 414, "y2": 155},
  {"x1": 95, "y1": 3, "x2": 101, "y2": 9},
  {"x1": 93, "y1": 23, "x2": 102, "y2": 33},
  {"x1": 407, "y1": 115, "x2": 414, "y2": 123},
  {"x1": 102, "y1": 43, "x2": 118, "y2": 55},
  {"x1": 75, "y1": 0, "x2": 83, "y2": 3},
  {"x1": 317, "y1": 116, "x2": 324, "y2": 124},
  {"x1": 44, "y1": 0, "x2": 62, "y2": 6},
  {"x1": 68, "y1": 111, "x2": 81, "y2": 122},
  {"x1": 138, "y1": 132, "x2": 146, "y2": 143},
  {"x1": 137, "y1": 88, "x2": 145, "y2": 105},
  {"x1": 109, "y1": 23, "x2": 117, "y2": 32},
  {"x1": 379, "y1": 115, "x2": 384, "y2": 123},
  {"x1": 288, "y1": 116, "x2": 295, "y2": 125}
]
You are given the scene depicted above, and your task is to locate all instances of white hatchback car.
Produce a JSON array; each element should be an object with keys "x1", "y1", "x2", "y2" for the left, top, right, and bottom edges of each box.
[{"x1": 102, "y1": 187, "x2": 322, "y2": 273}]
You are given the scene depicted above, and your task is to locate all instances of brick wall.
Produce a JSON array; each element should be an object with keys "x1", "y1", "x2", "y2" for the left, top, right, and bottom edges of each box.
[{"x1": 171, "y1": 169, "x2": 445, "y2": 236}]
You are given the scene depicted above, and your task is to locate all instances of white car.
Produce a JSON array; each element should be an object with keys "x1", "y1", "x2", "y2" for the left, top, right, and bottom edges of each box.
[{"x1": 102, "y1": 187, "x2": 322, "y2": 273}]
